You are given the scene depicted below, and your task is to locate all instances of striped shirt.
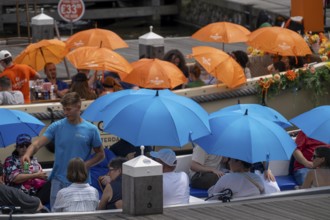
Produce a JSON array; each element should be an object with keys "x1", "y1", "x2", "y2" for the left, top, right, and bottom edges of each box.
[{"x1": 52, "y1": 183, "x2": 99, "y2": 212}]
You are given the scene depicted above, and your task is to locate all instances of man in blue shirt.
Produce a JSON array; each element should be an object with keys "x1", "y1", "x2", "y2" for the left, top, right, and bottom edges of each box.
[
  {"x1": 44, "y1": 63, "x2": 69, "y2": 98},
  {"x1": 22, "y1": 92, "x2": 105, "y2": 210}
]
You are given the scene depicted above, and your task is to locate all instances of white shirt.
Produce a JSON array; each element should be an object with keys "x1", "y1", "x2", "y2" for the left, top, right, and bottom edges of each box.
[
  {"x1": 0, "y1": 91, "x2": 24, "y2": 105},
  {"x1": 189, "y1": 145, "x2": 222, "y2": 178},
  {"x1": 208, "y1": 172, "x2": 264, "y2": 199},
  {"x1": 163, "y1": 171, "x2": 190, "y2": 206},
  {"x1": 52, "y1": 183, "x2": 99, "y2": 212}
]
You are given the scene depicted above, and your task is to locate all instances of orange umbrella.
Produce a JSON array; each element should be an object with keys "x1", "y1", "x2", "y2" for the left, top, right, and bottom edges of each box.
[
  {"x1": 247, "y1": 27, "x2": 312, "y2": 56},
  {"x1": 191, "y1": 46, "x2": 246, "y2": 88},
  {"x1": 65, "y1": 28, "x2": 128, "y2": 50},
  {"x1": 122, "y1": 58, "x2": 187, "y2": 89},
  {"x1": 66, "y1": 46, "x2": 132, "y2": 79},
  {"x1": 192, "y1": 22, "x2": 251, "y2": 50},
  {"x1": 14, "y1": 39, "x2": 68, "y2": 71}
]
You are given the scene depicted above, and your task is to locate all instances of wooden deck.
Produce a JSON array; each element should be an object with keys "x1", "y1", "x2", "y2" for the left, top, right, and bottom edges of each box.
[{"x1": 3, "y1": 187, "x2": 330, "y2": 220}]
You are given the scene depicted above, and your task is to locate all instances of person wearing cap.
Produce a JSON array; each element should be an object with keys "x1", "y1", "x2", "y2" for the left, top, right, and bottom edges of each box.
[
  {"x1": 44, "y1": 63, "x2": 69, "y2": 98},
  {"x1": 70, "y1": 73, "x2": 97, "y2": 100},
  {"x1": 0, "y1": 50, "x2": 41, "y2": 103},
  {"x1": 22, "y1": 92, "x2": 105, "y2": 210},
  {"x1": 3, "y1": 134, "x2": 48, "y2": 196},
  {"x1": 0, "y1": 75, "x2": 24, "y2": 105},
  {"x1": 150, "y1": 148, "x2": 190, "y2": 206}
]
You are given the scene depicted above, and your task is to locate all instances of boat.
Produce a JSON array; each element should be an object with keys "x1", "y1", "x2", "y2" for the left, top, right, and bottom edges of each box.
[
  {"x1": 0, "y1": 61, "x2": 329, "y2": 166},
  {"x1": 1, "y1": 62, "x2": 330, "y2": 219}
]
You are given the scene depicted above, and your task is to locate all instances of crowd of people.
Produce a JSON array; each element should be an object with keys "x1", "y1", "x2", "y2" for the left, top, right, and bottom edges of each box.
[{"x1": 0, "y1": 21, "x2": 330, "y2": 214}]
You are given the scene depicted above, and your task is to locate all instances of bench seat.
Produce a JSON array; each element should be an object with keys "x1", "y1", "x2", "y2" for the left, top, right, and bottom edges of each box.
[{"x1": 275, "y1": 175, "x2": 297, "y2": 191}]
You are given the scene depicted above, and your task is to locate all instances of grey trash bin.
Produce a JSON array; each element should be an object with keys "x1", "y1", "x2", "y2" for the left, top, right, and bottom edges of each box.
[
  {"x1": 31, "y1": 8, "x2": 54, "y2": 43},
  {"x1": 122, "y1": 154, "x2": 163, "y2": 215},
  {"x1": 139, "y1": 26, "x2": 164, "y2": 59}
]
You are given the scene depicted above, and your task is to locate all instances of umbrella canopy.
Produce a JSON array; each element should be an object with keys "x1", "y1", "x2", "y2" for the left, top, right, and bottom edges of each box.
[
  {"x1": 191, "y1": 46, "x2": 246, "y2": 88},
  {"x1": 290, "y1": 105, "x2": 330, "y2": 144},
  {"x1": 191, "y1": 21, "x2": 250, "y2": 50},
  {"x1": 101, "y1": 89, "x2": 211, "y2": 147},
  {"x1": 14, "y1": 39, "x2": 68, "y2": 71},
  {"x1": 219, "y1": 103, "x2": 292, "y2": 128},
  {"x1": 247, "y1": 27, "x2": 312, "y2": 56},
  {"x1": 66, "y1": 46, "x2": 132, "y2": 79},
  {"x1": 65, "y1": 28, "x2": 128, "y2": 50},
  {"x1": 82, "y1": 89, "x2": 136, "y2": 122},
  {"x1": 0, "y1": 109, "x2": 45, "y2": 148},
  {"x1": 122, "y1": 58, "x2": 187, "y2": 89},
  {"x1": 195, "y1": 110, "x2": 296, "y2": 163}
]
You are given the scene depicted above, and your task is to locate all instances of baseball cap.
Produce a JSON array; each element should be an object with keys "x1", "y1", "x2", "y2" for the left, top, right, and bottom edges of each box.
[
  {"x1": 16, "y1": 134, "x2": 32, "y2": 145},
  {"x1": 0, "y1": 50, "x2": 12, "y2": 60},
  {"x1": 150, "y1": 149, "x2": 177, "y2": 167}
]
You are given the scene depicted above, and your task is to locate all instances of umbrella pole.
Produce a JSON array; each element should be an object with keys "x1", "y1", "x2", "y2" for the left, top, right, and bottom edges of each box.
[{"x1": 54, "y1": 21, "x2": 71, "y2": 79}]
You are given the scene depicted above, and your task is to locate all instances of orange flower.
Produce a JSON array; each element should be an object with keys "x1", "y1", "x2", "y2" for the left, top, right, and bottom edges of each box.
[{"x1": 285, "y1": 70, "x2": 297, "y2": 81}]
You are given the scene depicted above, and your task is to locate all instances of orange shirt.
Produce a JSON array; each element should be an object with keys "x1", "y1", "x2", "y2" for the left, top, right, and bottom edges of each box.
[{"x1": 0, "y1": 64, "x2": 37, "y2": 103}]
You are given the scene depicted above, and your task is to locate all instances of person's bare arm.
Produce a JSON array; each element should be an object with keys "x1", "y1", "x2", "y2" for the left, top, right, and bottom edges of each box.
[
  {"x1": 301, "y1": 170, "x2": 314, "y2": 189},
  {"x1": 97, "y1": 183, "x2": 113, "y2": 210},
  {"x1": 22, "y1": 136, "x2": 50, "y2": 164},
  {"x1": 190, "y1": 160, "x2": 224, "y2": 177},
  {"x1": 262, "y1": 161, "x2": 275, "y2": 181},
  {"x1": 293, "y1": 149, "x2": 313, "y2": 169},
  {"x1": 31, "y1": 72, "x2": 41, "y2": 80},
  {"x1": 85, "y1": 146, "x2": 105, "y2": 170},
  {"x1": 56, "y1": 88, "x2": 69, "y2": 98},
  {"x1": 12, "y1": 171, "x2": 48, "y2": 184}
]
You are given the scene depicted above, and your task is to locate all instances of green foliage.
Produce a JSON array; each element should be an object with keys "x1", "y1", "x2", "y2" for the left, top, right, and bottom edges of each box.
[{"x1": 255, "y1": 63, "x2": 330, "y2": 103}]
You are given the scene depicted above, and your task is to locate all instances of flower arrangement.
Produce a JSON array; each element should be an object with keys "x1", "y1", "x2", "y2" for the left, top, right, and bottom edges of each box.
[
  {"x1": 318, "y1": 38, "x2": 330, "y2": 61},
  {"x1": 304, "y1": 32, "x2": 329, "y2": 57},
  {"x1": 304, "y1": 32, "x2": 321, "y2": 45},
  {"x1": 247, "y1": 46, "x2": 264, "y2": 57},
  {"x1": 256, "y1": 63, "x2": 330, "y2": 103}
]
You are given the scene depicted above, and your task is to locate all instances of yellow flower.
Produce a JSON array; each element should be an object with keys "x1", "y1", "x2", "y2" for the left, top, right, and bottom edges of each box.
[
  {"x1": 247, "y1": 46, "x2": 254, "y2": 54},
  {"x1": 273, "y1": 74, "x2": 281, "y2": 82},
  {"x1": 321, "y1": 55, "x2": 328, "y2": 62}
]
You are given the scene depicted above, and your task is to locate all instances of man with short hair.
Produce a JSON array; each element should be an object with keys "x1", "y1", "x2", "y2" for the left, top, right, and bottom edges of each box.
[
  {"x1": 44, "y1": 63, "x2": 69, "y2": 98},
  {"x1": 22, "y1": 92, "x2": 105, "y2": 209},
  {"x1": 0, "y1": 50, "x2": 41, "y2": 103},
  {"x1": 150, "y1": 148, "x2": 190, "y2": 206},
  {"x1": 0, "y1": 76, "x2": 24, "y2": 105}
]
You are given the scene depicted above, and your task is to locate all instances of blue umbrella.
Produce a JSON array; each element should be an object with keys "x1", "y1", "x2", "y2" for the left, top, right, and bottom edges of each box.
[
  {"x1": 82, "y1": 89, "x2": 136, "y2": 122},
  {"x1": 0, "y1": 109, "x2": 45, "y2": 148},
  {"x1": 102, "y1": 89, "x2": 211, "y2": 147},
  {"x1": 290, "y1": 105, "x2": 330, "y2": 144},
  {"x1": 218, "y1": 104, "x2": 292, "y2": 128},
  {"x1": 195, "y1": 110, "x2": 296, "y2": 163}
]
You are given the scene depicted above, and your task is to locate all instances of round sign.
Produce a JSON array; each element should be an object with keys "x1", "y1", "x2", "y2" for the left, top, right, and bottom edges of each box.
[{"x1": 58, "y1": 0, "x2": 85, "y2": 23}]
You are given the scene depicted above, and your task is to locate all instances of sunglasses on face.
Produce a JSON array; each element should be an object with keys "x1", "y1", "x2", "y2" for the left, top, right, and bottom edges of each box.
[{"x1": 17, "y1": 143, "x2": 30, "y2": 149}]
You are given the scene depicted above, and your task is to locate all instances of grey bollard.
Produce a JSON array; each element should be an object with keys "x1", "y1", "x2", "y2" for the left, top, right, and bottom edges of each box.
[
  {"x1": 31, "y1": 8, "x2": 54, "y2": 43},
  {"x1": 122, "y1": 154, "x2": 163, "y2": 215},
  {"x1": 138, "y1": 26, "x2": 164, "y2": 59}
]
